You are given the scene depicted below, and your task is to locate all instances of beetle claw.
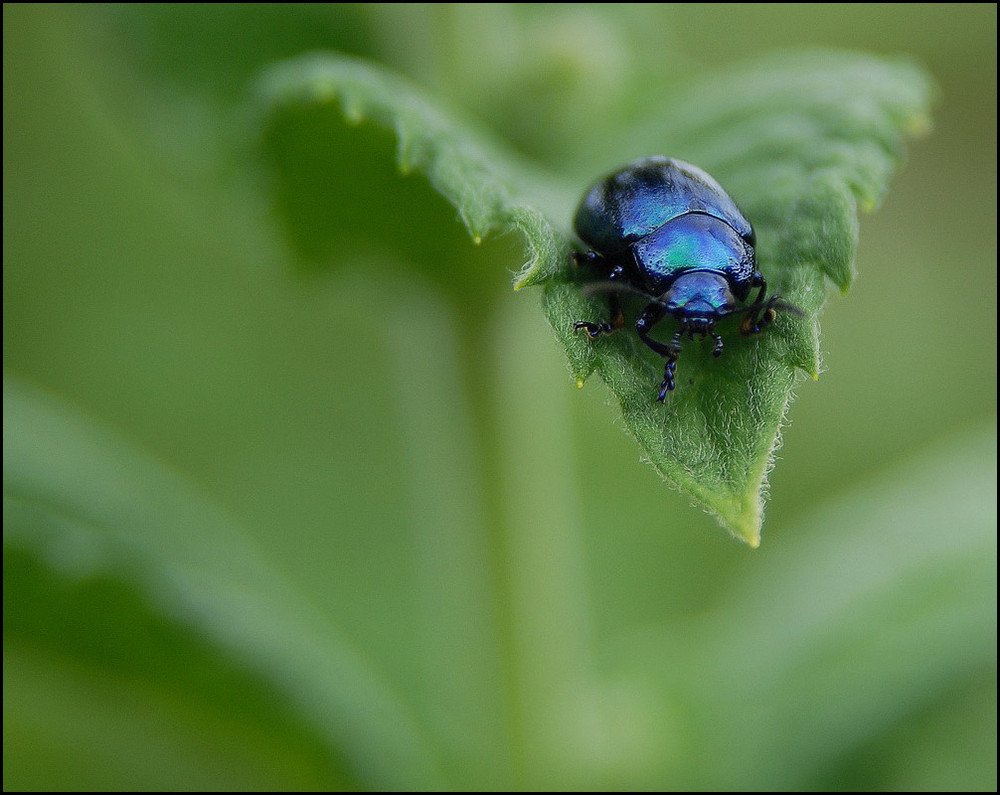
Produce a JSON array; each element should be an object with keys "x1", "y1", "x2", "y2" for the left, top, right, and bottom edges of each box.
[
  {"x1": 741, "y1": 296, "x2": 782, "y2": 335},
  {"x1": 574, "y1": 320, "x2": 613, "y2": 338},
  {"x1": 658, "y1": 361, "x2": 677, "y2": 402},
  {"x1": 711, "y1": 332, "x2": 724, "y2": 357}
]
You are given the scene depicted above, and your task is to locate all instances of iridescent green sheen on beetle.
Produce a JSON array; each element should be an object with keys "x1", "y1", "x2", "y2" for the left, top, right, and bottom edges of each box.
[{"x1": 573, "y1": 156, "x2": 793, "y2": 401}]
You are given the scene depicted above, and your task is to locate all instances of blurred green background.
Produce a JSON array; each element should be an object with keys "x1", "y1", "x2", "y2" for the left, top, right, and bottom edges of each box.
[{"x1": 4, "y1": 4, "x2": 996, "y2": 791}]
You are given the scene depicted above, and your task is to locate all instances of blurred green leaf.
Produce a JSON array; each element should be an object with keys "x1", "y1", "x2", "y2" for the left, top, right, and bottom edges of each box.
[
  {"x1": 2, "y1": 375, "x2": 442, "y2": 790},
  {"x1": 255, "y1": 51, "x2": 932, "y2": 544},
  {"x1": 624, "y1": 421, "x2": 997, "y2": 790},
  {"x1": 705, "y1": 422, "x2": 996, "y2": 788}
]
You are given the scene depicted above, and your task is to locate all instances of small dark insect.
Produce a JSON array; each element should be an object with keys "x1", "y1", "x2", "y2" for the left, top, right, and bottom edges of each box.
[{"x1": 573, "y1": 156, "x2": 798, "y2": 401}]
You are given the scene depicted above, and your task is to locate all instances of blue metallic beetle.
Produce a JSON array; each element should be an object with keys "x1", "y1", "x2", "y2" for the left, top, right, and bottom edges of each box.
[{"x1": 573, "y1": 156, "x2": 788, "y2": 401}]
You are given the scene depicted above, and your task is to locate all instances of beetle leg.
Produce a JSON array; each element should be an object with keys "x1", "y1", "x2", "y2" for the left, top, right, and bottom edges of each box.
[
  {"x1": 741, "y1": 297, "x2": 781, "y2": 335},
  {"x1": 740, "y1": 274, "x2": 780, "y2": 335},
  {"x1": 658, "y1": 329, "x2": 685, "y2": 400},
  {"x1": 574, "y1": 319, "x2": 612, "y2": 337},
  {"x1": 635, "y1": 303, "x2": 683, "y2": 401},
  {"x1": 658, "y1": 361, "x2": 677, "y2": 402},
  {"x1": 635, "y1": 303, "x2": 671, "y2": 355},
  {"x1": 710, "y1": 332, "x2": 724, "y2": 357},
  {"x1": 744, "y1": 274, "x2": 769, "y2": 331},
  {"x1": 573, "y1": 290, "x2": 624, "y2": 337},
  {"x1": 572, "y1": 249, "x2": 598, "y2": 268},
  {"x1": 574, "y1": 262, "x2": 626, "y2": 337}
]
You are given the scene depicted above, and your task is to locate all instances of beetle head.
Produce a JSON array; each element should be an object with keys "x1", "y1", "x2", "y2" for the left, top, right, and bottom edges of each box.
[{"x1": 662, "y1": 271, "x2": 736, "y2": 332}]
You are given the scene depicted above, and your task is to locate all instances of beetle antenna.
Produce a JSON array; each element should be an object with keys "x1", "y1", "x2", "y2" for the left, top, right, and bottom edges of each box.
[
  {"x1": 580, "y1": 281, "x2": 664, "y2": 305},
  {"x1": 724, "y1": 296, "x2": 804, "y2": 319}
]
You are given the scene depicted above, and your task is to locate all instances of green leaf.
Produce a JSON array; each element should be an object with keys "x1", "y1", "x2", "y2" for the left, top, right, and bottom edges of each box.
[
  {"x1": 255, "y1": 51, "x2": 932, "y2": 544},
  {"x1": 2, "y1": 375, "x2": 442, "y2": 790},
  {"x1": 676, "y1": 421, "x2": 997, "y2": 790},
  {"x1": 255, "y1": 53, "x2": 573, "y2": 287}
]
